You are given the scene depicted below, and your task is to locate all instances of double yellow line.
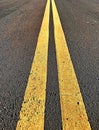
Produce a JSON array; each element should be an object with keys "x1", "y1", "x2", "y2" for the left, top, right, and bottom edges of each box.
[{"x1": 16, "y1": 0, "x2": 91, "y2": 129}]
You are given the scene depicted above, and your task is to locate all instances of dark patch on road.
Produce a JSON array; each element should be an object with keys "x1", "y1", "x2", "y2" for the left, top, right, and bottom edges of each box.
[
  {"x1": 44, "y1": 2, "x2": 62, "y2": 130},
  {"x1": 0, "y1": 0, "x2": 31, "y2": 19},
  {"x1": 0, "y1": 8, "x2": 17, "y2": 19}
]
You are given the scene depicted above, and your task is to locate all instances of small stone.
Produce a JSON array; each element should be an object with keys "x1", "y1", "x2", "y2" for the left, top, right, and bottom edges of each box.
[
  {"x1": 66, "y1": 118, "x2": 69, "y2": 120},
  {"x1": 77, "y1": 102, "x2": 79, "y2": 105}
]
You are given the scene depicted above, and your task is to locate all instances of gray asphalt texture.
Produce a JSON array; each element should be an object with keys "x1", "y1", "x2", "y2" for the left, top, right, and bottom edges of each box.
[
  {"x1": 0, "y1": 0, "x2": 46, "y2": 129},
  {"x1": 0, "y1": 0, "x2": 99, "y2": 130}
]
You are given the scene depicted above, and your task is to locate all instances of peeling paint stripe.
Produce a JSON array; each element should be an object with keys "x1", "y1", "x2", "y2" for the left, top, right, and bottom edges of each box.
[
  {"x1": 51, "y1": 0, "x2": 91, "y2": 129},
  {"x1": 16, "y1": 0, "x2": 50, "y2": 129}
]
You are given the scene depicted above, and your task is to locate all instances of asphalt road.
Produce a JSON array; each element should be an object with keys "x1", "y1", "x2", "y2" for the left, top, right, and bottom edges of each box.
[
  {"x1": 0, "y1": 0, "x2": 99, "y2": 130},
  {"x1": 0, "y1": 0, "x2": 47, "y2": 129},
  {"x1": 55, "y1": 0, "x2": 99, "y2": 129}
]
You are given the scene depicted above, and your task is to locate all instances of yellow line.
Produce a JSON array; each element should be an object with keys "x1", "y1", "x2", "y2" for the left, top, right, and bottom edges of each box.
[
  {"x1": 16, "y1": 0, "x2": 50, "y2": 129},
  {"x1": 51, "y1": 0, "x2": 91, "y2": 129}
]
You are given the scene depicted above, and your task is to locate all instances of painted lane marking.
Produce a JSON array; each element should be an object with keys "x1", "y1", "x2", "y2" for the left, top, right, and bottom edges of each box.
[
  {"x1": 16, "y1": 0, "x2": 50, "y2": 129},
  {"x1": 51, "y1": 0, "x2": 91, "y2": 129}
]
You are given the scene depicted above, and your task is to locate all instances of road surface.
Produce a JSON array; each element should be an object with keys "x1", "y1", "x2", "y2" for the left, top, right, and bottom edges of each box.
[{"x1": 0, "y1": 0, "x2": 99, "y2": 130}]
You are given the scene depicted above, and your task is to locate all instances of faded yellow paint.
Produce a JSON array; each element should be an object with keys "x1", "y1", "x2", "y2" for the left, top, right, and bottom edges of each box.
[
  {"x1": 16, "y1": 0, "x2": 50, "y2": 129},
  {"x1": 51, "y1": 0, "x2": 91, "y2": 129}
]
